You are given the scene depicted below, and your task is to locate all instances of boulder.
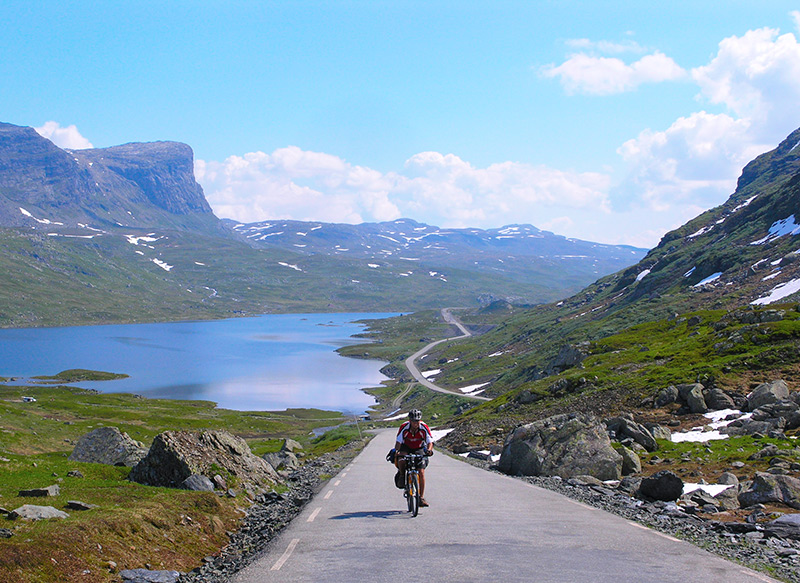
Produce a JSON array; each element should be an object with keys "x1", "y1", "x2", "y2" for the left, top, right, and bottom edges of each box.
[
  {"x1": 744, "y1": 380, "x2": 790, "y2": 412},
  {"x1": 119, "y1": 569, "x2": 181, "y2": 583},
  {"x1": 263, "y1": 451, "x2": 300, "y2": 472},
  {"x1": 181, "y1": 474, "x2": 215, "y2": 492},
  {"x1": 281, "y1": 438, "x2": 303, "y2": 453},
  {"x1": 69, "y1": 426, "x2": 147, "y2": 467},
  {"x1": 128, "y1": 430, "x2": 279, "y2": 493},
  {"x1": 705, "y1": 388, "x2": 736, "y2": 411},
  {"x1": 606, "y1": 416, "x2": 658, "y2": 452},
  {"x1": 65, "y1": 500, "x2": 96, "y2": 511},
  {"x1": 654, "y1": 385, "x2": 679, "y2": 408},
  {"x1": 739, "y1": 472, "x2": 800, "y2": 509},
  {"x1": 619, "y1": 445, "x2": 641, "y2": 476},
  {"x1": 18, "y1": 485, "x2": 59, "y2": 497},
  {"x1": 718, "y1": 472, "x2": 740, "y2": 486},
  {"x1": 714, "y1": 486, "x2": 741, "y2": 511},
  {"x1": 685, "y1": 385, "x2": 708, "y2": 414},
  {"x1": 639, "y1": 470, "x2": 683, "y2": 501},
  {"x1": 9, "y1": 505, "x2": 69, "y2": 520},
  {"x1": 645, "y1": 423, "x2": 672, "y2": 442},
  {"x1": 498, "y1": 413, "x2": 622, "y2": 481}
]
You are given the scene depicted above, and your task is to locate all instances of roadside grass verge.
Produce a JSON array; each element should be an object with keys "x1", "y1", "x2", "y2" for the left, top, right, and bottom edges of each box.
[{"x1": 0, "y1": 382, "x2": 362, "y2": 582}]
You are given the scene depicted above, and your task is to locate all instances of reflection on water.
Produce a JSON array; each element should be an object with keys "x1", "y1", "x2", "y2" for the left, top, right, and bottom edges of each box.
[{"x1": 0, "y1": 313, "x2": 396, "y2": 413}]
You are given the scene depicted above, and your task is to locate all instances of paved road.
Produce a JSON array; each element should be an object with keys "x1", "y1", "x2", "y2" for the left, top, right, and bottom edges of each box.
[
  {"x1": 403, "y1": 308, "x2": 490, "y2": 402},
  {"x1": 231, "y1": 430, "x2": 777, "y2": 583}
]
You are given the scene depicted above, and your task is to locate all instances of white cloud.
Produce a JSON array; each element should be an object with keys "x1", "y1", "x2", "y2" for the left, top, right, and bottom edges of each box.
[
  {"x1": 564, "y1": 38, "x2": 645, "y2": 54},
  {"x1": 542, "y1": 51, "x2": 686, "y2": 95},
  {"x1": 34, "y1": 121, "x2": 93, "y2": 149},
  {"x1": 197, "y1": 147, "x2": 612, "y2": 234},
  {"x1": 691, "y1": 26, "x2": 800, "y2": 141},
  {"x1": 614, "y1": 22, "x2": 800, "y2": 221}
]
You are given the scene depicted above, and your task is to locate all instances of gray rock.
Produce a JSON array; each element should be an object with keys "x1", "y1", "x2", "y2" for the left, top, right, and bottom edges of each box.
[
  {"x1": 181, "y1": 474, "x2": 215, "y2": 491},
  {"x1": 129, "y1": 430, "x2": 279, "y2": 493},
  {"x1": 645, "y1": 423, "x2": 672, "y2": 441},
  {"x1": 654, "y1": 385, "x2": 679, "y2": 408},
  {"x1": 685, "y1": 384, "x2": 708, "y2": 414},
  {"x1": 677, "y1": 383, "x2": 705, "y2": 401},
  {"x1": 718, "y1": 472, "x2": 739, "y2": 486},
  {"x1": 744, "y1": 380, "x2": 790, "y2": 412},
  {"x1": 263, "y1": 451, "x2": 299, "y2": 471},
  {"x1": 18, "y1": 485, "x2": 59, "y2": 497},
  {"x1": 714, "y1": 486, "x2": 741, "y2": 511},
  {"x1": 120, "y1": 569, "x2": 181, "y2": 583},
  {"x1": 65, "y1": 500, "x2": 97, "y2": 511},
  {"x1": 9, "y1": 505, "x2": 69, "y2": 520},
  {"x1": 281, "y1": 438, "x2": 303, "y2": 453},
  {"x1": 619, "y1": 445, "x2": 641, "y2": 476},
  {"x1": 639, "y1": 470, "x2": 683, "y2": 501},
  {"x1": 498, "y1": 412, "x2": 622, "y2": 481},
  {"x1": 705, "y1": 388, "x2": 736, "y2": 411},
  {"x1": 606, "y1": 416, "x2": 658, "y2": 452},
  {"x1": 69, "y1": 426, "x2": 147, "y2": 467},
  {"x1": 739, "y1": 472, "x2": 800, "y2": 509},
  {"x1": 0, "y1": 528, "x2": 13, "y2": 538}
]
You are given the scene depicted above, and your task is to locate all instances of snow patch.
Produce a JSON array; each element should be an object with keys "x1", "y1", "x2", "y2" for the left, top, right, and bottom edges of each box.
[
  {"x1": 278, "y1": 262, "x2": 303, "y2": 272},
  {"x1": 752, "y1": 277, "x2": 800, "y2": 305},
  {"x1": 635, "y1": 269, "x2": 650, "y2": 282},
  {"x1": 151, "y1": 258, "x2": 173, "y2": 271},
  {"x1": 750, "y1": 215, "x2": 800, "y2": 245},
  {"x1": 430, "y1": 428, "x2": 455, "y2": 442},
  {"x1": 421, "y1": 369, "x2": 441, "y2": 378},
  {"x1": 683, "y1": 267, "x2": 696, "y2": 278},
  {"x1": 693, "y1": 272, "x2": 722, "y2": 287}
]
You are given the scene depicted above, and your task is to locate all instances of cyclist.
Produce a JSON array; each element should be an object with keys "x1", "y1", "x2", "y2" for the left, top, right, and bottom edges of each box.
[{"x1": 394, "y1": 409, "x2": 434, "y2": 507}]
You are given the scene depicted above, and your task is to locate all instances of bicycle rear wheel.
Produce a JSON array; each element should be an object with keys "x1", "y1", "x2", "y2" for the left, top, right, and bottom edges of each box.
[{"x1": 410, "y1": 473, "x2": 420, "y2": 517}]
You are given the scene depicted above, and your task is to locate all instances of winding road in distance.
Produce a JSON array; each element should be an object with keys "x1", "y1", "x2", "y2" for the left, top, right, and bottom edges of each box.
[
  {"x1": 403, "y1": 308, "x2": 490, "y2": 402},
  {"x1": 230, "y1": 430, "x2": 778, "y2": 583}
]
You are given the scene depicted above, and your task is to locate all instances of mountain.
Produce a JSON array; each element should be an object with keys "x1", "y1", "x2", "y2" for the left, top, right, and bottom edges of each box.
[
  {"x1": 0, "y1": 122, "x2": 217, "y2": 233},
  {"x1": 389, "y1": 125, "x2": 800, "y2": 424},
  {"x1": 0, "y1": 121, "x2": 647, "y2": 327},
  {"x1": 225, "y1": 218, "x2": 645, "y2": 297}
]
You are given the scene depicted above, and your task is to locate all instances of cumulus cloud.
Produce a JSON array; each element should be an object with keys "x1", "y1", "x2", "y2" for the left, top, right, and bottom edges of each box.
[
  {"x1": 34, "y1": 121, "x2": 93, "y2": 149},
  {"x1": 692, "y1": 26, "x2": 800, "y2": 140},
  {"x1": 197, "y1": 147, "x2": 611, "y2": 234},
  {"x1": 615, "y1": 23, "x2": 800, "y2": 218},
  {"x1": 542, "y1": 51, "x2": 686, "y2": 95}
]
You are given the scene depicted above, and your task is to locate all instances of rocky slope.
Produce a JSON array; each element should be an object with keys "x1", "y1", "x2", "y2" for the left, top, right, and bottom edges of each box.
[{"x1": 0, "y1": 123, "x2": 217, "y2": 234}]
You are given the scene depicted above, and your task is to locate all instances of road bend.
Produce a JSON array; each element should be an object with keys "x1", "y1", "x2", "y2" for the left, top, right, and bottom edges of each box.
[
  {"x1": 403, "y1": 308, "x2": 490, "y2": 402},
  {"x1": 231, "y1": 430, "x2": 778, "y2": 583}
]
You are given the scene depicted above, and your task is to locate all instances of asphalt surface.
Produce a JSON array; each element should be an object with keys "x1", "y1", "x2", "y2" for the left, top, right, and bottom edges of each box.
[
  {"x1": 403, "y1": 308, "x2": 490, "y2": 402},
  {"x1": 230, "y1": 430, "x2": 779, "y2": 583}
]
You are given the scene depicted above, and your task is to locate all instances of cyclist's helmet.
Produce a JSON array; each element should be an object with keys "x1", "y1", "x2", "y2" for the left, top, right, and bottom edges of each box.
[{"x1": 408, "y1": 409, "x2": 422, "y2": 421}]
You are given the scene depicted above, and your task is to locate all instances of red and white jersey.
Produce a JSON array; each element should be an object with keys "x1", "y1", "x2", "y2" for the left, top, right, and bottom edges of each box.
[{"x1": 396, "y1": 421, "x2": 433, "y2": 450}]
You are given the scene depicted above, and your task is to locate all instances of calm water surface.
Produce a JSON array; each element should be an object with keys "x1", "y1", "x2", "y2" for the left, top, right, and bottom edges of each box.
[{"x1": 0, "y1": 313, "x2": 396, "y2": 413}]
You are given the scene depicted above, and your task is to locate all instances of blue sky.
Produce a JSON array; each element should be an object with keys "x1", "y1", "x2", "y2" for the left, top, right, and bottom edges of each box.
[{"x1": 4, "y1": 1, "x2": 800, "y2": 248}]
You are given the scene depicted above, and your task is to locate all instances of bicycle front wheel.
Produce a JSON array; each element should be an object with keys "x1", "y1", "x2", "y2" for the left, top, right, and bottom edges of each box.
[
  {"x1": 410, "y1": 473, "x2": 420, "y2": 517},
  {"x1": 406, "y1": 472, "x2": 415, "y2": 513}
]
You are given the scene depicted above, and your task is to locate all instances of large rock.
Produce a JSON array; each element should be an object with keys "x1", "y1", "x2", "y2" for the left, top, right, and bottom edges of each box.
[
  {"x1": 744, "y1": 380, "x2": 790, "y2": 412},
  {"x1": 654, "y1": 385, "x2": 679, "y2": 408},
  {"x1": 705, "y1": 388, "x2": 736, "y2": 411},
  {"x1": 680, "y1": 384, "x2": 708, "y2": 414},
  {"x1": 619, "y1": 445, "x2": 641, "y2": 476},
  {"x1": 128, "y1": 430, "x2": 279, "y2": 492},
  {"x1": 739, "y1": 472, "x2": 800, "y2": 509},
  {"x1": 498, "y1": 413, "x2": 622, "y2": 481},
  {"x1": 639, "y1": 470, "x2": 683, "y2": 501},
  {"x1": 9, "y1": 505, "x2": 69, "y2": 520},
  {"x1": 69, "y1": 426, "x2": 147, "y2": 467}
]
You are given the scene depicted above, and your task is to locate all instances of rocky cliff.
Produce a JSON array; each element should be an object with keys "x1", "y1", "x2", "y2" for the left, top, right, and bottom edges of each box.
[{"x1": 0, "y1": 122, "x2": 217, "y2": 232}]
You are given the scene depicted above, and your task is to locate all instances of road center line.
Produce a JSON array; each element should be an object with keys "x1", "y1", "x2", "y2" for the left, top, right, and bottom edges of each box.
[
  {"x1": 270, "y1": 538, "x2": 299, "y2": 571},
  {"x1": 334, "y1": 480, "x2": 341, "y2": 486},
  {"x1": 307, "y1": 507, "x2": 322, "y2": 522},
  {"x1": 324, "y1": 490, "x2": 333, "y2": 499},
  {"x1": 341, "y1": 472, "x2": 347, "y2": 477}
]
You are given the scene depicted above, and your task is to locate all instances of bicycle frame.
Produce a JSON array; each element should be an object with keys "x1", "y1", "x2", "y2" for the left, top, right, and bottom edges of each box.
[{"x1": 402, "y1": 453, "x2": 427, "y2": 517}]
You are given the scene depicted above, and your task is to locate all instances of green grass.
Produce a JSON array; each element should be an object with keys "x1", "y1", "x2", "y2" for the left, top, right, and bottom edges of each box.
[{"x1": 0, "y1": 379, "x2": 372, "y2": 583}]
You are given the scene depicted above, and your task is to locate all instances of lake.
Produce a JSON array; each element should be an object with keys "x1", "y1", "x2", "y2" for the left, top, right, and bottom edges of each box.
[{"x1": 0, "y1": 313, "x2": 396, "y2": 413}]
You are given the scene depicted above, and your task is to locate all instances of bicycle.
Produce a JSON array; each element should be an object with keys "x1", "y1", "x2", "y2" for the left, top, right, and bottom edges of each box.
[{"x1": 401, "y1": 453, "x2": 427, "y2": 517}]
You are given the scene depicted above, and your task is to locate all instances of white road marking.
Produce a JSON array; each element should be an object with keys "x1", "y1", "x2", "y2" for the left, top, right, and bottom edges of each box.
[
  {"x1": 270, "y1": 538, "x2": 299, "y2": 571},
  {"x1": 630, "y1": 522, "x2": 680, "y2": 542},
  {"x1": 334, "y1": 480, "x2": 341, "y2": 486},
  {"x1": 307, "y1": 507, "x2": 322, "y2": 522},
  {"x1": 324, "y1": 490, "x2": 333, "y2": 499},
  {"x1": 341, "y1": 472, "x2": 347, "y2": 477}
]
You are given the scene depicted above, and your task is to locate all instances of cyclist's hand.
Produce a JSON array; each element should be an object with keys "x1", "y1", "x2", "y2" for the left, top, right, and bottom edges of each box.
[{"x1": 426, "y1": 449, "x2": 434, "y2": 456}]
